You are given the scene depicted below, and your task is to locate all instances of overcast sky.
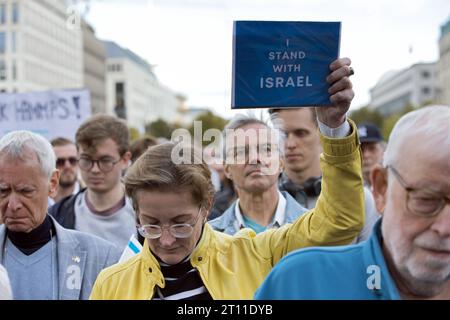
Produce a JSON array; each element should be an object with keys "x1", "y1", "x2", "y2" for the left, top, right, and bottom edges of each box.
[{"x1": 84, "y1": 0, "x2": 450, "y2": 119}]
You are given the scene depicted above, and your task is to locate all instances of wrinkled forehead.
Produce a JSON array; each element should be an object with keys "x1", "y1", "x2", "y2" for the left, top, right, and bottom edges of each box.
[
  {"x1": 0, "y1": 152, "x2": 46, "y2": 182},
  {"x1": 225, "y1": 123, "x2": 279, "y2": 149},
  {"x1": 0, "y1": 148, "x2": 39, "y2": 165}
]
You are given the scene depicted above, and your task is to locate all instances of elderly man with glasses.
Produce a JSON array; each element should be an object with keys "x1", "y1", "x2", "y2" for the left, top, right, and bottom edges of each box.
[
  {"x1": 255, "y1": 105, "x2": 450, "y2": 300},
  {"x1": 49, "y1": 115, "x2": 136, "y2": 250}
]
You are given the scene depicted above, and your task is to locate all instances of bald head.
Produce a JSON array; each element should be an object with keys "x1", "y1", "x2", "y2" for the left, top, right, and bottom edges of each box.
[{"x1": 383, "y1": 105, "x2": 450, "y2": 171}]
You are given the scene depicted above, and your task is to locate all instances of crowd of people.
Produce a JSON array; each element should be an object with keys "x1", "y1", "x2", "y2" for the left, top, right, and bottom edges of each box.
[{"x1": 0, "y1": 57, "x2": 448, "y2": 300}]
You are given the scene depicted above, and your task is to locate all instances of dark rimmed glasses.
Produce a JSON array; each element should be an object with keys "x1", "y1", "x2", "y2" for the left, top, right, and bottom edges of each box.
[
  {"x1": 56, "y1": 157, "x2": 78, "y2": 167},
  {"x1": 78, "y1": 156, "x2": 121, "y2": 173}
]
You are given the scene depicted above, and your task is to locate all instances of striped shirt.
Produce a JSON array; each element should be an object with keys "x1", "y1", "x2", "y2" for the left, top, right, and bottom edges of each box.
[{"x1": 153, "y1": 257, "x2": 212, "y2": 300}]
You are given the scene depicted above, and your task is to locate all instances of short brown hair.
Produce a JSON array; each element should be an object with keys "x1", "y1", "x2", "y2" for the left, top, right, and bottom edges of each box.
[
  {"x1": 269, "y1": 107, "x2": 318, "y2": 127},
  {"x1": 50, "y1": 137, "x2": 75, "y2": 147},
  {"x1": 130, "y1": 135, "x2": 158, "y2": 163},
  {"x1": 75, "y1": 114, "x2": 129, "y2": 155},
  {"x1": 124, "y1": 142, "x2": 215, "y2": 214}
]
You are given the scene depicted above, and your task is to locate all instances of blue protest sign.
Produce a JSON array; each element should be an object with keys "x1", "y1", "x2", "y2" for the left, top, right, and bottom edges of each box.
[{"x1": 232, "y1": 21, "x2": 341, "y2": 108}]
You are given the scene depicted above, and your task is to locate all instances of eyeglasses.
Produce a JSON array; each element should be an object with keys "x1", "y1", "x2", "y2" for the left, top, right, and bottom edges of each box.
[
  {"x1": 226, "y1": 143, "x2": 279, "y2": 162},
  {"x1": 78, "y1": 156, "x2": 121, "y2": 172},
  {"x1": 56, "y1": 157, "x2": 78, "y2": 167},
  {"x1": 137, "y1": 207, "x2": 204, "y2": 239},
  {"x1": 387, "y1": 165, "x2": 450, "y2": 217}
]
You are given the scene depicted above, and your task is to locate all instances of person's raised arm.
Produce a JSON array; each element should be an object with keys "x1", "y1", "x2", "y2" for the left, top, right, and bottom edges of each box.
[{"x1": 254, "y1": 57, "x2": 364, "y2": 263}]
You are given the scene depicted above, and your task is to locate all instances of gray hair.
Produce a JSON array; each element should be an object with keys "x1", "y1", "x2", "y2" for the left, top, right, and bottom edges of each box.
[
  {"x1": 383, "y1": 105, "x2": 450, "y2": 168},
  {"x1": 0, "y1": 131, "x2": 56, "y2": 179},
  {"x1": 221, "y1": 112, "x2": 286, "y2": 159}
]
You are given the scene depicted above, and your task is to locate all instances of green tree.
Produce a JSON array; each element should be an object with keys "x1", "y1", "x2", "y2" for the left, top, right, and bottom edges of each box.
[
  {"x1": 145, "y1": 118, "x2": 174, "y2": 139},
  {"x1": 349, "y1": 105, "x2": 383, "y2": 128},
  {"x1": 381, "y1": 104, "x2": 415, "y2": 139},
  {"x1": 128, "y1": 127, "x2": 141, "y2": 143},
  {"x1": 381, "y1": 114, "x2": 402, "y2": 140},
  {"x1": 188, "y1": 111, "x2": 228, "y2": 146}
]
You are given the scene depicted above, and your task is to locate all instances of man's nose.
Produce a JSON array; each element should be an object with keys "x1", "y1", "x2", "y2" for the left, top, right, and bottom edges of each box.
[
  {"x1": 62, "y1": 161, "x2": 72, "y2": 169},
  {"x1": 64, "y1": 159, "x2": 74, "y2": 168},
  {"x1": 430, "y1": 204, "x2": 450, "y2": 238},
  {"x1": 285, "y1": 133, "x2": 297, "y2": 149},
  {"x1": 7, "y1": 193, "x2": 23, "y2": 211},
  {"x1": 90, "y1": 161, "x2": 101, "y2": 173},
  {"x1": 248, "y1": 149, "x2": 260, "y2": 164},
  {"x1": 362, "y1": 148, "x2": 371, "y2": 160}
]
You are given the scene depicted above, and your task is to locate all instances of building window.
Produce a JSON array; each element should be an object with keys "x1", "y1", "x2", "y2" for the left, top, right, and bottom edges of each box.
[
  {"x1": 421, "y1": 71, "x2": 430, "y2": 78},
  {"x1": 0, "y1": 60, "x2": 6, "y2": 80},
  {"x1": 421, "y1": 87, "x2": 430, "y2": 95},
  {"x1": 0, "y1": 3, "x2": 6, "y2": 24},
  {"x1": 0, "y1": 32, "x2": 5, "y2": 54},
  {"x1": 114, "y1": 82, "x2": 126, "y2": 119},
  {"x1": 108, "y1": 64, "x2": 122, "y2": 72},
  {"x1": 12, "y1": 2, "x2": 18, "y2": 24},
  {"x1": 12, "y1": 59, "x2": 16, "y2": 80},
  {"x1": 11, "y1": 31, "x2": 16, "y2": 53}
]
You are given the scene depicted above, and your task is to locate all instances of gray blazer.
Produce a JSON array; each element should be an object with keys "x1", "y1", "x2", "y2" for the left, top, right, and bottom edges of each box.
[{"x1": 0, "y1": 215, "x2": 121, "y2": 300}]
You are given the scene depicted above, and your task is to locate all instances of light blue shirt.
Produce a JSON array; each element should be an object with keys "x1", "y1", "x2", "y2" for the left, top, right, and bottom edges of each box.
[
  {"x1": 4, "y1": 238, "x2": 58, "y2": 300},
  {"x1": 241, "y1": 215, "x2": 268, "y2": 234},
  {"x1": 235, "y1": 190, "x2": 287, "y2": 234},
  {"x1": 255, "y1": 220, "x2": 401, "y2": 300}
]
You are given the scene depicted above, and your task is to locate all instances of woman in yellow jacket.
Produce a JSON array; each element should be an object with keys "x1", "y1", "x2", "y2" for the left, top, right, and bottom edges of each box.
[{"x1": 90, "y1": 58, "x2": 363, "y2": 300}]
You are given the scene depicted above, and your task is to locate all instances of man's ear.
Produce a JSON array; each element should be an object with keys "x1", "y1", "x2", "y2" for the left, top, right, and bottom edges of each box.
[
  {"x1": 279, "y1": 156, "x2": 285, "y2": 173},
  {"x1": 48, "y1": 170, "x2": 60, "y2": 198},
  {"x1": 371, "y1": 164, "x2": 388, "y2": 215},
  {"x1": 224, "y1": 164, "x2": 233, "y2": 180}
]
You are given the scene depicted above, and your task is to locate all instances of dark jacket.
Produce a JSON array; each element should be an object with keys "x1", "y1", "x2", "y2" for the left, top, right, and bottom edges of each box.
[{"x1": 48, "y1": 188, "x2": 86, "y2": 229}]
